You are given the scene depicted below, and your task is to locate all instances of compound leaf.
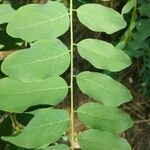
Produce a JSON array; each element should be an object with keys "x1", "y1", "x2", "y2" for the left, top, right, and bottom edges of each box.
[
  {"x1": 77, "y1": 102, "x2": 133, "y2": 134},
  {"x1": 0, "y1": 77, "x2": 68, "y2": 112},
  {"x1": 78, "y1": 129, "x2": 131, "y2": 150},
  {"x1": 76, "y1": 71, "x2": 132, "y2": 107},
  {"x1": 7, "y1": 1, "x2": 69, "y2": 42},
  {"x1": 2, "y1": 39, "x2": 70, "y2": 81},
  {"x1": 77, "y1": 39, "x2": 131, "y2": 72},
  {"x1": 77, "y1": 4, "x2": 126, "y2": 34},
  {"x1": 2, "y1": 108, "x2": 69, "y2": 149}
]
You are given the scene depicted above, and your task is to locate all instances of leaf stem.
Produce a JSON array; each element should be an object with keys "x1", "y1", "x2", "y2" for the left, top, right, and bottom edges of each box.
[{"x1": 70, "y1": 0, "x2": 75, "y2": 149}]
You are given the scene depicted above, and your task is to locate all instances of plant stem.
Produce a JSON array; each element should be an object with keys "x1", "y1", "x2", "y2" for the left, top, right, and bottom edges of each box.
[
  {"x1": 119, "y1": 5, "x2": 137, "y2": 45},
  {"x1": 70, "y1": 0, "x2": 74, "y2": 149}
]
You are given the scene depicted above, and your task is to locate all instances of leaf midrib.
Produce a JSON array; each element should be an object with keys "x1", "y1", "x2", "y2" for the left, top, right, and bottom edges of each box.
[
  {"x1": 77, "y1": 9, "x2": 105, "y2": 24},
  {"x1": 4, "y1": 51, "x2": 69, "y2": 69},
  {"x1": 77, "y1": 44, "x2": 109, "y2": 58},
  {"x1": 26, "y1": 119, "x2": 69, "y2": 130},
  {"x1": 78, "y1": 111, "x2": 116, "y2": 131},
  {"x1": 77, "y1": 76, "x2": 110, "y2": 95},
  {"x1": 0, "y1": 86, "x2": 68, "y2": 96},
  {"x1": 78, "y1": 110, "x2": 113, "y2": 121},
  {"x1": 10, "y1": 14, "x2": 69, "y2": 32}
]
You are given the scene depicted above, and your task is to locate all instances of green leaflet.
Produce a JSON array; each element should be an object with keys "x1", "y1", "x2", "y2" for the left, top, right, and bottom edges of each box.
[
  {"x1": 121, "y1": 0, "x2": 136, "y2": 15},
  {"x1": 7, "y1": 1, "x2": 69, "y2": 42},
  {"x1": 77, "y1": 39, "x2": 131, "y2": 72},
  {"x1": 2, "y1": 39, "x2": 70, "y2": 81},
  {"x1": 0, "y1": 44, "x2": 4, "y2": 49},
  {"x1": 139, "y1": 3, "x2": 150, "y2": 17},
  {"x1": 77, "y1": 102, "x2": 133, "y2": 134},
  {"x1": 78, "y1": 129, "x2": 131, "y2": 150},
  {"x1": 76, "y1": 71, "x2": 132, "y2": 107},
  {"x1": 2, "y1": 108, "x2": 69, "y2": 149},
  {"x1": 77, "y1": 4, "x2": 126, "y2": 34},
  {"x1": 43, "y1": 144, "x2": 69, "y2": 150},
  {"x1": 0, "y1": 77, "x2": 68, "y2": 112},
  {"x1": 0, "y1": 4, "x2": 15, "y2": 24}
]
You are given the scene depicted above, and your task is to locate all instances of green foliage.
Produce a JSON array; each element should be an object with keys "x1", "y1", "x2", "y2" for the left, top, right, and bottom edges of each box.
[
  {"x1": 77, "y1": 102, "x2": 133, "y2": 134},
  {"x1": 2, "y1": 39, "x2": 70, "y2": 81},
  {"x1": 139, "y1": 3, "x2": 150, "y2": 17},
  {"x1": 121, "y1": 0, "x2": 136, "y2": 15},
  {"x1": 0, "y1": 44, "x2": 4, "y2": 49},
  {"x1": 77, "y1": 4, "x2": 127, "y2": 34},
  {"x1": 0, "y1": 77, "x2": 68, "y2": 112},
  {"x1": 125, "y1": 2, "x2": 150, "y2": 97},
  {"x1": 77, "y1": 39, "x2": 131, "y2": 72},
  {"x1": 78, "y1": 129, "x2": 131, "y2": 150},
  {"x1": 0, "y1": 4, "x2": 15, "y2": 24},
  {"x1": 44, "y1": 144, "x2": 69, "y2": 150},
  {"x1": 2, "y1": 108, "x2": 69, "y2": 149},
  {"x1": 7, "y1": 1, "x2": 69, "y2": 42},
  {"x1": 134, "y1": 19, "x2": 150, "y2": 41},
  {"x1": 0, "y1": 0, "x2": 134, "y2": 149},
  {"x1": 117, "y1": 0, "x2": 137, "y2": 50},
  {"x1": 77, "y1": 71, "x2": 132, "y2": 107}
]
